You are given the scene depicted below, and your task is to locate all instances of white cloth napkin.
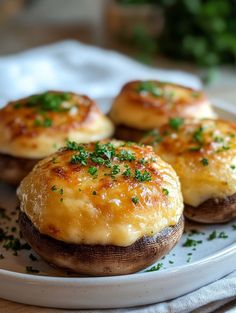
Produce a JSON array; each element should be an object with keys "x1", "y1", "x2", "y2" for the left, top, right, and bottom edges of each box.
[
  {"x1": 0, "y1": 40, "x2": 201, "y2": 107},
  {"x1": 0, "y1": 41, "x2": 235, "y2": 313}
]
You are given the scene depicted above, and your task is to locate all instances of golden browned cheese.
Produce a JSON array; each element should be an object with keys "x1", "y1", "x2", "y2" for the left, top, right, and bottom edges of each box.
[
  {"x1": 17, "y1": 141, "x2": 183, "y2": 246},
  {"x1": 0, "y1": 91, "x2": 114, "y2": 159},
  {"x1": 141, "y1": 118, "x2": 236, "y2": 207},
  {"x1": 109, "y1": 80, "x2": 216, "y2": 130}
]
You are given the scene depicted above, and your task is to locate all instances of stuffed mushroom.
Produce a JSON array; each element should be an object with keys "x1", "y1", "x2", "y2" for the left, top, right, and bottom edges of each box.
[
  {"x1": 109, "y1": 80, "x2": 216, "y2": 142},
  {"x1": 18, "y1": 140, "x2": 184, "y2": 276},
  {"x1": 0, "y1": 91, "x2": 114, "y2": 184},
  {"x1": 141, "y1": 118, "x2": 236, "y2": 223}
]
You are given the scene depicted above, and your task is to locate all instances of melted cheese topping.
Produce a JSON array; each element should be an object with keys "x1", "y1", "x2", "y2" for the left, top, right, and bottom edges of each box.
[
  {"x1": 109, "y1": 80, "x2": 216, "y2": 130},
  {"x1": 141, "y1": 119, "x2": 236, "y2": 207},
  {"x1": 17, "y1": 141, "x2": 183, "y2": 246},
  {"x1": 0, "y1": 91, "x2": 114, "y2": 159}
]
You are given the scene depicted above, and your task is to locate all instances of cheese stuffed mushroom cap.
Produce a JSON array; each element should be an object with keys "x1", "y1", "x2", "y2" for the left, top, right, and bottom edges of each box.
[
  {"x1": 0, "y1": 91, "x2": 114, "y2": 184},
  {"x1": 141, "y1": 118, "x2": 236, "y2": 223},
  {"x1": 109, "y1": 80, "x2": 216, "y2": 141},
  {"x1": 18, "y1": 140, "x2": 184, "y2": 276}
]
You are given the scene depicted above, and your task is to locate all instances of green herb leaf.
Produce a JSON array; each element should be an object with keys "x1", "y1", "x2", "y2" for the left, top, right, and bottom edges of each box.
[
  {"x1": 193, "y1": 127, "x2": 204, "y2": 144},
  {"x1": 169, "y1": 117, "x2": 184, "y2": 130},
  {"x1": 134, "y1": 169, "x2": 152, "y2": 182},
  {"x1": 132, "y1": 196, "x2": 139, "y2": 204},
  {"x1": 88, "y1": 166, "x2": 98, "y2": 176},
  {"x1": 200, "y1": 158, "x2": 209, "y2": 166},
  {"x1": 137, "y1": 81, "x2": 163, "y2": 97},
  {"x1": 183, "y1": 238, "x2": 202, "y2": 247},
  {"x1": 162, "y1": 188, "x2": 169, "y2": 195},
  {"x1": 146, "y1": 263, "x2": 163, "y2": 272},
  {"x1": 117, "y1": 149, "x2": 136, "y2": 162}
]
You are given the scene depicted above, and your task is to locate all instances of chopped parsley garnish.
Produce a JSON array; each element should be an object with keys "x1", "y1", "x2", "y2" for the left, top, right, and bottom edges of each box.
[
  {"x1": 27, "y1": 92, "x2": 70, "y2": 112},
  {"x1": 134, "y1": 169, "x2": 152, "y2": 182},
  {"x1": 26, "y1": 266, "x2": 39, "y2": 274},
  {"x1": 162, "y1": 188, "x2": 169, "y2": 196},
  {"x1": 51, "y1": 185, "x2": 57, "y2": 192},
  {"x1": 3, "y1": 238, "x2": 30, "y2": 253},
  {"x1": 207, "y1": 230, "x2": 228, "y2": 241},
  {"x1": 232, "y1": 224, "x2": 236, "y2": 230},
  {"x1": 137, "y1": 81, "x2": 163, "y2": 97},
  {"x1": 146, "y1": 263, "x2": 163, "y2": 272},
  {"x1": 92, "y1": 191, "x2": 97, "y2": 195},
  {"x1": 34, "y1": 117, "x2": 53, "y2": 128},
  {"x1": 218, "y1": 231, "x2": 228, "y2": 239},
  {"x1": 169, "y1": 117, "x2": 184, "y2": 131},
  {"x1": 132, "y1": 197, "x2": 139, "y2": 204},
  {"x1": 123, "y1": 166, "x2": 131, "y2": 177},
  {"x1": 139, "y1": 158, "x2": 147, "y2": 165},
  {"x1": 66, "y1": 141, "x2": 154, "y2": 182},
  {"x1": 201, "y1": 158, "x2": 209, "y2": 166},
  {"x1": 188, "y1": 229, "x2": 205, "y2": 236},
  {"x1": 88, "y1": 166, "x2": 98, "y2": 176},
  {"x1": 117, "y1": 150, "x2": 136, "y2": 162},
  {"x1": 70, "y1": 149, "x2": 89, "y2": 166},
  {"x1": 93, "y1": 142, "x2": 116, "y2": 160},
  {"x1": 110, "y1": 165, "x2": 120, "y2": 177},
  {"x1": 214, "y1": 136, "x2": 224, "y2": 143},
  {"x1": 207, "y1": 230, "x2": 217, "y2": 241},
  {"x1": 187, "y1": 256, "x2": 192, "y2": 263},
  {"x1": 183, "y1": 238, "x2": 202, "y2": 247},
  {"x1": 90, "y1": 156, "x2": 105, "y2": 165},
  {"x1": 230, "y1": 165, "x2": 236, "y2": 170},
  {"x1": 66, "y1": 141, "x2": 83, "y2": 151},
  {"x1": 193, "y1": 127, "x2": 204, "y2": 144},
  {"x1": 43, "y1": 117, "x2": 53, "y2": 127}
]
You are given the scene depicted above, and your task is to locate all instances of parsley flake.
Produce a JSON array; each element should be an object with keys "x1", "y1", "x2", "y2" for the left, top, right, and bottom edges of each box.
[
  {"x1": 183, "y1": 238, "x2": 202, "y2": 247},
  {"x1": 201, "y1": 158, "x2": 209, "y2": 166},
  {"x1": 146, "y1": 263, "x2": 163, "y2": 272},
  {"x1": 162, "y1": 188, "x2": 169, "y2": 196},
  {"x1": 88, "y1": 166, "x2": 98, "y2": 176},
  {"x1": 132, "y1": 197, "x2": 139, "y2": 204},
  {"x1": 134, "y1": 169, "x2": 152, "y2": 182},
  {"x1": 117, "y1": 149, "x2": 136, "y2": 162},
  {"x1": 169, "y1": 117, "x2": 184, "y2": 130},
  {"x1": 137, "y1": 81, "x2": 163, "y2": 97}
]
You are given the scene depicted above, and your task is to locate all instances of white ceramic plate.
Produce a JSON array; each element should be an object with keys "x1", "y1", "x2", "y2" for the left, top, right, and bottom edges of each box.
[{"x1": 0, "y1": 99, "x2": 236, "y2": 309}]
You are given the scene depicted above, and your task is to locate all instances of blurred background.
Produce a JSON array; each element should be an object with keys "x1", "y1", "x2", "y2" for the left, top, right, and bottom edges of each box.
[{"x1": 0, "y1": 0, "x2": 235, "y2": 101}]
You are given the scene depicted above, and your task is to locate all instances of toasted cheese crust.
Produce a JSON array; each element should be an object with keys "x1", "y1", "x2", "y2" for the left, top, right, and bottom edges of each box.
[
  {"x1": 141, "y1": 118, "x2": 236, "y2": 207},
  {"x1": 17, "y1": 140, "x2": 183, "y2": 246},
  {"x1": 0, "y1": 91, "x2": 114, "y2": 159},
  {"x1": 109, "y1": 80, "x2": 216, "y2": 130}
]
